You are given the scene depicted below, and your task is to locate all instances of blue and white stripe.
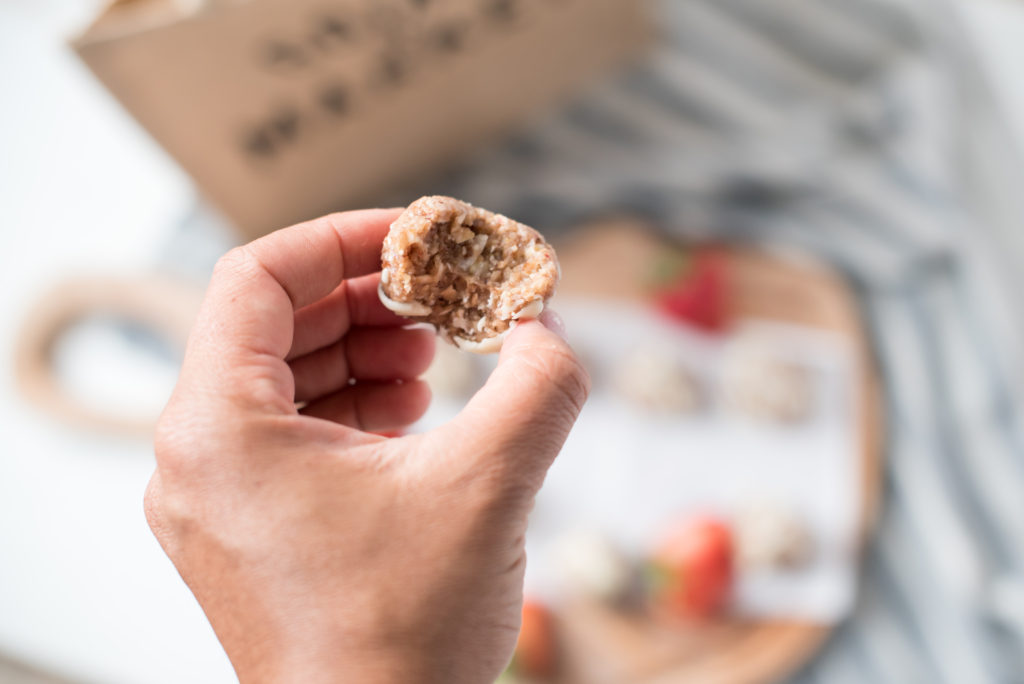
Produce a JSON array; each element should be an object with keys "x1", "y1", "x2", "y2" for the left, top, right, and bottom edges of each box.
[{"x1": 438, "y1": 0, "x2": 1024, "y2": 681}]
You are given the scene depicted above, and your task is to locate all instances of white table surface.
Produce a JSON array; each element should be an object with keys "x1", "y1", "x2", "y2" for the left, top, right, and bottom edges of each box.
[
  {"x1": 1, "y1": 3, "x2": 235, "y2": 683},
  {"x1": 1, "y1": 1, "x2": 1021, "y2": 682}
]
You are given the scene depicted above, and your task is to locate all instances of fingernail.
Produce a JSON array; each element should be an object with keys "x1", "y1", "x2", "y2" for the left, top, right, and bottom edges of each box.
[{"x1": 539, "y1": 308, "x2": 568, "y2": 342}]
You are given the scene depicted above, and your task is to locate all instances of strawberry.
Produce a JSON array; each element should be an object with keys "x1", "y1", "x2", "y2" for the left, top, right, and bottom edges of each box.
[
  {"x1": 648, "y1": 515, "x2": 733, "y2": 619},
  {"x1": 507, "y1": 600, "x2": 557, "y2": 679},
  {"x1": 655, "y1": 249, "x2": 729, "y2": 333}
]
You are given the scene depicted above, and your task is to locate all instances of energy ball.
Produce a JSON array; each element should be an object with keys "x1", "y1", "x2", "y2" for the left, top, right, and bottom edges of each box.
[
  {"x1": 613, "y1": 347, "x2": 702, "y2": 413},
  {"x1": 721, "y1": 344, "x2": 814, "y2": 423},
  {"x1": 553, "y1": 530, "x2": 635, "y2": 605},
  {"x1": 379, "y1": 196, "x2": 559, "y2": 353},
  {"x1": 735, "y1": 503, "x2": 814, "y2": 569}
]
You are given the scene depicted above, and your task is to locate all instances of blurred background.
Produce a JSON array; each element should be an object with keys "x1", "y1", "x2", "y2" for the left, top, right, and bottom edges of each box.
[{"x1": 3, "y1": 0, "x2": 1024, "y2": 682}]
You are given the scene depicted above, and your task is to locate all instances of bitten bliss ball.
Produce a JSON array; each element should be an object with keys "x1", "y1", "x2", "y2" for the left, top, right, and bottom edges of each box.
[{"x1": 378, "y1": 196, "x2": 560, "y2": 353}]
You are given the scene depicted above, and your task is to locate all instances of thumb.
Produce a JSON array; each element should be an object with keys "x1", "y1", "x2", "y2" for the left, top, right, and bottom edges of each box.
[{"x1": 435, "y1": 310, "x2": 591, "y2": 490}]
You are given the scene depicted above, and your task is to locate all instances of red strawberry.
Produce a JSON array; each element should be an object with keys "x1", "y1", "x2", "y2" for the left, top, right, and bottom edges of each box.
[
  {"x1": 508, "y1": 600, "x2": 557, "y2": 679},
  {"x1": 648, "y1": 516, "x2": 733, "y2": 620},
  {"x1": 655, "y1": 249, "x2": 729, "y2": 333}
]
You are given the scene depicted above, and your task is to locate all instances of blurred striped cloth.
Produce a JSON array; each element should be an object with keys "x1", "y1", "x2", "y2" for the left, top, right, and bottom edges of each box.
[{"x1": 442, "y1": 1, "x2": 1024, "y2": 681}]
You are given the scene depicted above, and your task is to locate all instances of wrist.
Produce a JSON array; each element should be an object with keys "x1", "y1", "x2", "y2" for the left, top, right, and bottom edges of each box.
[{"x1": 231, "y1": 635, "x2": 438, "y2": 684}]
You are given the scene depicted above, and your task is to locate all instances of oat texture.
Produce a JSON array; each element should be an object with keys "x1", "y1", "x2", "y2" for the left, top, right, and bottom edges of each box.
[{"x1": 379, "y1": 196, "x2": 559, "y2": 352}]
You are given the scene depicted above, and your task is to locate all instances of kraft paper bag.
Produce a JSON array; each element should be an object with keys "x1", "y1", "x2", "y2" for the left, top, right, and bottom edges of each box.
[{"x1": 73, "y1": 0, "x2": 649, "y2": 239}]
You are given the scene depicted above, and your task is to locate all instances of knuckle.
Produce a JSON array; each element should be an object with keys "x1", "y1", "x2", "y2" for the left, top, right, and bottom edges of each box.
[
  {"x1": 142, "y1": 476, "x2": 163, "y2": 530},
  {"x1": 212, "y1": 245, "x2": 257, "y2": 283},
  {"x1": 213, "y1": 245, "x2": 248, "y2": 272},
  {"x1": 152, "y1": 402, "x2": 217, "y2": 482},
  {"x1": 142, "y1": 473, "x2": 192, "y2": 549},
  {"x1": 153, "y1": 418, "x2": 179, "y2": 469},
  {"x1": 320, "y1": 212, "x2": 350, "y2": 231},
  {"x1": 153, "y1": 409, "x2": 190, "y2": 474}
]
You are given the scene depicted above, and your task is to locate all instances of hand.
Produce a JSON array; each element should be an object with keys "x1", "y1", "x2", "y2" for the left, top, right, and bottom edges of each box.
[{"x1": 145, "y1": 209, "x2": 590, "y2": 684}]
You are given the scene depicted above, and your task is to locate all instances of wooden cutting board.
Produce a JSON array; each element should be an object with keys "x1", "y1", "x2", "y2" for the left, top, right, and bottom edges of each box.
[{"x1": 540, "y1": 220, "x2": 883, "y2": 684}]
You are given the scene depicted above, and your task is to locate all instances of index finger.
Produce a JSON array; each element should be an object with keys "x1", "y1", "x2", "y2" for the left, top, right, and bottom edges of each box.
[{"x1": 190, "y1": 208, "x2": 401, "y2": 370}]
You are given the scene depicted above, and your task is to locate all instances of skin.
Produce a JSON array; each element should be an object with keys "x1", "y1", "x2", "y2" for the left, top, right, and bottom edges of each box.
[{"x1": 145, "y1": 209, "x2": 591, "y2": 684}]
